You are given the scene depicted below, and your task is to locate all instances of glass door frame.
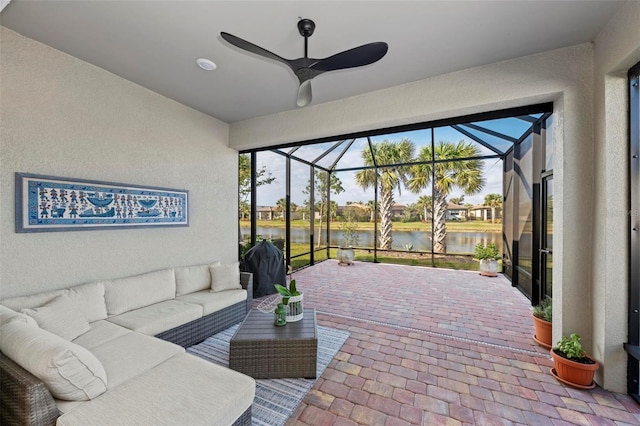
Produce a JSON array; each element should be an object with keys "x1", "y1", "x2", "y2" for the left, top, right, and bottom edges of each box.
[
  {"x1": 625, "y1": 61, "x2": 640, "y2": 402},
  {"x1": 539, "y1": 171, "x2": 553, "y2": 301},
  {"x1": 501, "y1": 112, "x2": 553, "y2": 305}
]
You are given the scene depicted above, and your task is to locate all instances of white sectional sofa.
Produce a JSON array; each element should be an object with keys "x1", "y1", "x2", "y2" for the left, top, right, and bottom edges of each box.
[{"x1": 0, "y1": 262, "x2": 255, "y2": 426}]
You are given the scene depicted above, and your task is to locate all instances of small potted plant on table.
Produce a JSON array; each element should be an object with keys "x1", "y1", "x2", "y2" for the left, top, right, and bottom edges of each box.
[
  {"x1": 274, "y1": 279, "x2": 303, "y2": 322},
  {"x1": 550, "y1": 333, "x2": 599, "y2": 389},
  {"x1": 474, "y1": 242, "x2": 500, "y2": 277},
  {"x1": 532, "y1": 297, "x2": 552, "y2": 348}
]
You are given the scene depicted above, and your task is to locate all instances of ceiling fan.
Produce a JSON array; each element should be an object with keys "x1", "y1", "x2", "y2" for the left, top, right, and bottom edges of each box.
[{"x1": 221, "y1": 18, "x2": 388, "y2": 107}]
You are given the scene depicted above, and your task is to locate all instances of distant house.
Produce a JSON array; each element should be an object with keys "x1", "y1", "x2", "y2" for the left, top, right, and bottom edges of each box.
[
  {"x1": 257, "y1": 205, "x2": 304, "y2": 220},
  {"x1": 391, "y1": 203, "x2": 407, "y2": 218},
  {"x1": 446, "y1": 203, "x2": 467, "y2": 220},
  {"x1": 256, "y1": 205, "x2": 276, "y2": 220},
  {"x1": 468, "y1": 205, "x2": 502, "y2": 221}
]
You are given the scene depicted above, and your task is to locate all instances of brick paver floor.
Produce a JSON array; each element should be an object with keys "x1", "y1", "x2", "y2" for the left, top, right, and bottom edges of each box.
[{"x1": 273, "y1": 260, "x2": 640, "y2": 426}]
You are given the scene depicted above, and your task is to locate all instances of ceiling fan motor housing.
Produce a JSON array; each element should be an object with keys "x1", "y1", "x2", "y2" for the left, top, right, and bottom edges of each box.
[{"x1": 297, "y1": 19, "x2": 315, "y2": 37}]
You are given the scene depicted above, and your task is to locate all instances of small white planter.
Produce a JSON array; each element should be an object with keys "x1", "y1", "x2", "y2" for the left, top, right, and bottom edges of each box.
[
  {"x1": 479, "y1": 259, "x2": 499, "y2": 277},
  {"x1": 281, "y1": 293, "x2": 303, "y2": 322},
  {"x1": 337, "y1": 247, "x2": 355, "y2": 266}
]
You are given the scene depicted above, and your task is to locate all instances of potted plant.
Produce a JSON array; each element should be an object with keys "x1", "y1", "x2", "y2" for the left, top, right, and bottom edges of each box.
[
  {"x1": 550, "y1": 333, "x2": 599, "y2": 389},
  {"x1": 274, "y1": 279, "x2": 303, "y2": 322},
  {"x1": 337, "y1": 212, "x2": 360, "y2": 266},
  {"x1": 532, "y1": 297, "x2": 552, "y2": 348},
  {"x1": 474, "y1": 242, "x2": 500, "y2": 277}
]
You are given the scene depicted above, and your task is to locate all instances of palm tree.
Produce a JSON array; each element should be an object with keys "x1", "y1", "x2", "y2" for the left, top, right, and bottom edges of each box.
[
  {"x1": 407, "y1": 141, "x2": 484, "y2": 253},
  {"x1": 355, "y1": 139, "x2": 415, "y2": 250},
  {"x1": 449, "y1": 196, "x2": 465, "y2": 206},
  {"x1": 484, "y1": 193, "x2": 502, "y2": 224},
  {"x1": 275, "y1": 198, "x2": 286, "y2": 220},
  {"x1": 365, "y1": 200, "x2": 377, "y2": 222},
  {"x1": 415, "y1": 195, "x2": 432, "y2": 222}
]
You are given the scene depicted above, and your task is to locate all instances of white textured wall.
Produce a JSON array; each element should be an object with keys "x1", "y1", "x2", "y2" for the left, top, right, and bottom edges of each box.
[
  {"x1": 0, "y1": 27, "x2": 238, "y2": 299},
  {"x1": 592, "y1": 0, "x2": 640, "y2": 392},
  {"x1": 229, "y1": 44, "x2": 610, "y2": 387}
]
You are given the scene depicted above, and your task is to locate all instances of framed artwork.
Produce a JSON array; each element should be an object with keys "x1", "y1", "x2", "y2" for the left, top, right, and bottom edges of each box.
[{"x1": 15, "y1": 173, "x2": 189, "y2": 232}]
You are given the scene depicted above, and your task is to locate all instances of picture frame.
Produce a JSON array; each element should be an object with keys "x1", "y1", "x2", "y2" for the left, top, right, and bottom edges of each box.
[{"x1": 15, "y1": 173, "x2": 189, "y2": 232}]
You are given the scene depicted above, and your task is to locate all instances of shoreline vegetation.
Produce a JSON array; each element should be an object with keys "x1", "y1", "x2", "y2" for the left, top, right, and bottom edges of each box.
[
  {"x1": 241, "y1": 219, "x2": 502, "y2": 233},
  {"x1": 240, "y1": 219, "x2": 502, "y2": 271}
]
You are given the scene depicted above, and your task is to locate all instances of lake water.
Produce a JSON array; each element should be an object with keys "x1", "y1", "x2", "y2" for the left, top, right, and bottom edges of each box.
[{"x1": 245, "y1": 227, "x2": 501, "y2": 254}]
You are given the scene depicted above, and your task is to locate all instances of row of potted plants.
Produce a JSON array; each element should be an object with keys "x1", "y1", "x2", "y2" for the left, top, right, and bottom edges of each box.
[{"x1": 532, "y1": 297, "x2": 599, "y2": 389}]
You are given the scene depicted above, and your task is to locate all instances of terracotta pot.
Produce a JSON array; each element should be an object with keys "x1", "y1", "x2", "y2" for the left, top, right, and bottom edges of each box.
[
  {"x1": 550, "y1": 348, "x2": 599, "y2": 387},
  {"x1": 532, "y1": 315, "x2": 552, "y2": 348}
]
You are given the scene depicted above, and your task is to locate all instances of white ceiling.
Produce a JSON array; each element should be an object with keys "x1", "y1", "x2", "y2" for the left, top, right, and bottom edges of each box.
[{"x1": 1, "y1": 0, "x2": 625, "y2": 123}]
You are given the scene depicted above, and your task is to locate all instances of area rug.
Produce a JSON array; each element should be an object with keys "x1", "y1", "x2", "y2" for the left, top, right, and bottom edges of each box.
[{"x1": 187, "y1": 324, "x2": 350, "y2": 426}]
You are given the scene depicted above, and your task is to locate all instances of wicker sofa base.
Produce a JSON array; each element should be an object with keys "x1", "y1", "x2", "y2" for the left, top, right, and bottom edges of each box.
[
  {"x1": 0, "y1": 352, "x2": 58, "y2": 426},
  {"x1": 155, "y1": 271, "x2": 253, "y2": 348},
  {"x1": 233, "y1": 407, "x2": 252, "y2": 426},
  {"x1": 155, "y1": 301, "x2": 247, "y2": 348}
]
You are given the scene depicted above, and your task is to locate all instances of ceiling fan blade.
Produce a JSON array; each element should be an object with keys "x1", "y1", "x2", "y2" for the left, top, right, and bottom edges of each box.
[
  {"x1": 297, "y1": 80, "x2": 312, "y2": 107},
  {"x1": 311, "y1": 42, "x2": 388, "y2": 72},
  {"x1": 221, "y1": 32, "x2": 292, "y2": 68}
]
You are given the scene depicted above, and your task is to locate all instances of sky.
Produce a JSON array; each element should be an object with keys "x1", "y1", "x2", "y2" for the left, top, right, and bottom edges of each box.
[
  {"x1": 252, "y1": 117, "x2": 532, "y2": 207},
  {"x1": 254, "y1": 151, "x2": 503, "y2": 208}
]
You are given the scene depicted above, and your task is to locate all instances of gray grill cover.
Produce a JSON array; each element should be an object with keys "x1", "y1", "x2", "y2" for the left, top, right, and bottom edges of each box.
[{"x1": 243, "y1": 240, "x2": 286, "y2": 298}]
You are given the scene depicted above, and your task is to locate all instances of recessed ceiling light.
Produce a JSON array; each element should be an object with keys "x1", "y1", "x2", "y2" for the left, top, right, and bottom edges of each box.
[{"x1": 196, "y1": 58, "x2": 217, "y2": 71}]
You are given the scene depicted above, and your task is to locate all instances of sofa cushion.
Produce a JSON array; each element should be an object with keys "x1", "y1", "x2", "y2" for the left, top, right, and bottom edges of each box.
[
  {"x1": 22, "y1": 294, "x2": 91, "y2": 341},
  {"x1": 56, "y1": 353, "x2": 255, "y2": 426},
  {"x1": 65, "y1": 281, "x2": 108, "y2": 322},
  {"x1": 174, "y1": 262, "x2": 220, "y2": 296},
  {"x1": 90, "y1": 332, "x2": 184, "y2": 389},
  {"x1": 106, "y1": 300, "x2": 203, "y2": 336},
  {"x1": 101, "y1": 268, "x2": 176, "y2": 316},
  {"x1": 0, "y1": 320, "x2": 107, "y2": 401},
  {"x1": 210, "y1": 262, "x2": 241, "y2": 292},
  {"x1": 0, "y1": 281, "x2": 107, "y2": 323},
  {"x1": 176, "y1": 289, "x2": 247, "y2": 316},
  {"x1": 72, "y1": 320, "x2": 131, "y2": 350},
  {"x1": 0, "y1": 304, "x2": 36, "y2": 327}
]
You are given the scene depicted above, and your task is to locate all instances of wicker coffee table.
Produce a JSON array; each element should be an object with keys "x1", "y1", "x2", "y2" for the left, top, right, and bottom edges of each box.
[{"x1": 229, "y1": 308, "x2": 317, "y2": 379}]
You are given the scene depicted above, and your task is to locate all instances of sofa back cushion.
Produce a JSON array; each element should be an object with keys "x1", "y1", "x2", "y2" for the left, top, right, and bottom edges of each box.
[
  {"x1": 0, "y1": 281, "x2": 108, "y2": 323},
  {"x1": 174, "y1": 262, "x2": 219, "y2": 296},
  {"x1": 0, "y1": 319, "x2": 107, "y2": 401},
  {"x1": 101, "y1": 269, "x2": 176, "y2": 316},
  {"x1": 210, "y1": 262, "x2": 242, "y2": 292},
  {"x1": 66, "y1": 282, "x2": 108, "y2": 322},
  {"x1": 22, "y1": 294, "x2": 91, "y2": 341}
]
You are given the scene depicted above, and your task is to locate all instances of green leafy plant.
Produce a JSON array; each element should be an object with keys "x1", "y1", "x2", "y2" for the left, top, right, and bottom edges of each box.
[
  {"x1": 274, "y1": 280, "x2": 300, "y2": 305},
  {"x1": 474, "y1": 242, "x2": 500, "y2": 260},
  {"x1": 533, "y1": 297, "x2": 552, "y2": 322},
  {"x1": 339, "y1": 212, "x2": 360, "y2": 247},
  {"x1": 554, "y1": 333, "x2": 586, "y2": 360}
]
